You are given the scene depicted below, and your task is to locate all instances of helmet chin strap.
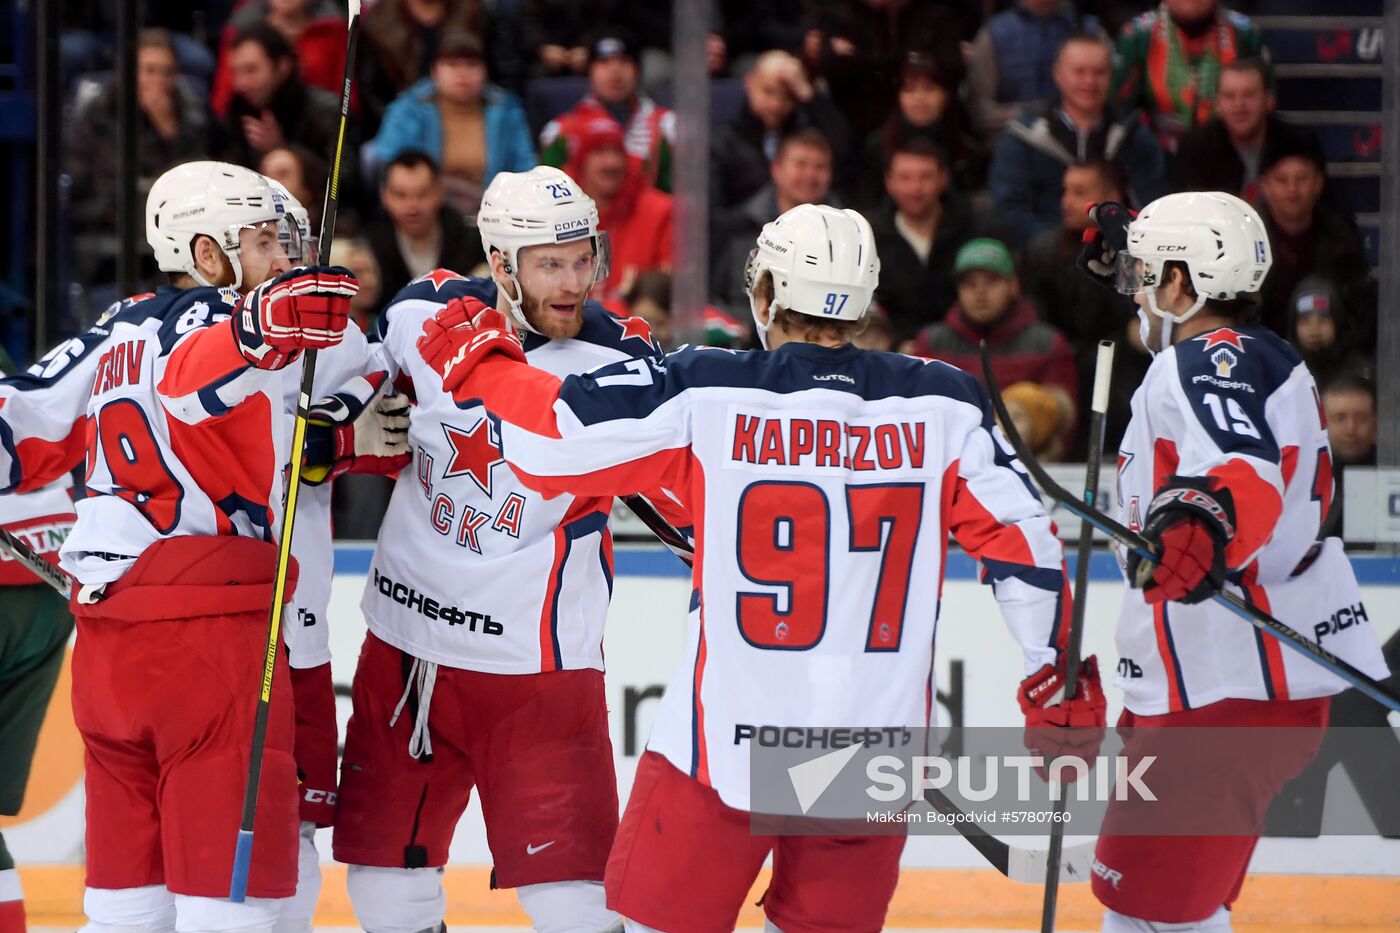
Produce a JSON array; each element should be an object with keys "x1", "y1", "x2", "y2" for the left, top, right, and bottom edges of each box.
[
  {"x1": 1140, "y1": 287, "x2": 1207, "y2": 355},
  {"x1": 190, "y1": 248, "x2": 244, "y2": 291},
  {"x1": 497, "y1": 256, "x2": 541, "y2": 336},
  {"x1": 749, "y1": 294, "x2": 773, "y2": 350}
]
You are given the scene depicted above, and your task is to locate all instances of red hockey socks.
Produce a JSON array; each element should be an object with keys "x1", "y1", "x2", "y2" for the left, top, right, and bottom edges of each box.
[{"x1": 0, "y1": 870, "x2": 25, "y2": 933}]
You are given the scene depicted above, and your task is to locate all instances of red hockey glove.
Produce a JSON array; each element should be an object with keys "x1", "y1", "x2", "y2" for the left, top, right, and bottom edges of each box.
[
  {"x1": 1076, "y1": 201, "x2": 1134, "y2": 289},
  {"x1": 302, "y1": 374, "x2": 411, "y2": 484},
  {"x1": 1019, "y1": 656, "x2": 1107, "y2": 781},
  {"x1": 235, "y1": 265, "x2": 357, "y2": 370},
  {"x1": 417, "y1": 296, "x2": 526, "y2": 396},
  {"x1": 1127, "y1": 476, "x2": 1234, "y2": 605}
]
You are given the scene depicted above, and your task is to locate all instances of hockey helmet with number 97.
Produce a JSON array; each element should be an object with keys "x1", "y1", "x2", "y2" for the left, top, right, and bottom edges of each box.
[
  {"x1": 745, "y1": 204, "x2": 880, "y2": 349},
  {"x1": 146, "y1": 160, "x2": 308, "y2": 291},
  {"x1": 1114, "y1": 191, "x2": 1271, "y2": 347},
  {"x1": 477, "y1": 165, "x2": 611, "y2": 334}
]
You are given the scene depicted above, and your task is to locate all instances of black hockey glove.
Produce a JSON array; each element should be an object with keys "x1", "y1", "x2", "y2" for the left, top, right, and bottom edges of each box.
[
  {"x1": 1126, "y1": 476, "x2": 1234, "y2": 605},
  {"x1": 1075, "y1": 201, "x2": 1134, "y2": 290}
]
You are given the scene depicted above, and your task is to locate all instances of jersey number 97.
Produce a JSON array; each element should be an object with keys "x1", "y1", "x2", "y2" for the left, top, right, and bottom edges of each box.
[{"x1": 735, "y1": 481, "x2": 923, "y2": 652}]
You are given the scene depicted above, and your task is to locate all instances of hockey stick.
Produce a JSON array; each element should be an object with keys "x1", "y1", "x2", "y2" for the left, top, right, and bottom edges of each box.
[
  {"x1": 978, "y1": 342, "x2": 1400, "y2": 716},
  {"x1": 229, "y1": 0, "x2": 361, "y2": 902},
  {"x1": 0, "y1": 526, "x2": 72, "y2": 595},
  {"x1": 620, "y1": 490, "x2": 1095, "y2": 883},
  {"x1": 1040, "y1": 341, "x2": 1113, "y2": 931}
]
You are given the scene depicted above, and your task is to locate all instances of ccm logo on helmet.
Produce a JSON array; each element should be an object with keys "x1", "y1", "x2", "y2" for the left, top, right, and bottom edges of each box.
[{"x1": 1154, "y1": 244, "x2": 1188, "y2": 252}]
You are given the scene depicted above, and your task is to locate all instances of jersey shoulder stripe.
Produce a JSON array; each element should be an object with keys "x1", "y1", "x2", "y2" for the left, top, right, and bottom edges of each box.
[
  {"x1": 2, "y1": 289, "x2": 180, "y2": 393},
  {"x1": 662, "y1": 344, "x2": 988, "y2": 406},
  {"x1": 376, "y1": 272, "x2": 497, "y2": 342},
  {"x1": 557, "y1": 343, "x2": 989, "y2": 428}
]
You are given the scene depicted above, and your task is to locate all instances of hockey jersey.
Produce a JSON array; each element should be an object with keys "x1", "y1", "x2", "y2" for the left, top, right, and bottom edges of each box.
[
  {"x1": 0, "y1": 289, "x2": 371, "y2": 661},
  {"x1": 1, "y1": 294, "x2": 166, "y2": 587},
  {"x1": 1113, "y1": 325, "x2": 1389, "y2": 714},
  {"x1": 364, "y1": 269, "x2": 669, "y2": 673},
  {"x1": 0, "y1": 364, "x2": 77, "y2": 587},
  {"x1": 441, "y1": 340, "x2": 1071, "y2": 811}
]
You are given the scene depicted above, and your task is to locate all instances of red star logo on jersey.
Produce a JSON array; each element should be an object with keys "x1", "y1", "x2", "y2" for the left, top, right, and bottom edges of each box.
[
  {"x1": 441, "y1": 418, "x2": 504, "y2": 496},
  {"x1": 415, "y1": 268, "x2": 466, "y2": 291},
  {"x1": 1194, "y1": 328, "x2": 1252, "y2": 353},
  {"x1": 615, "y1": 315, "x2": 657, "y2": 349}
]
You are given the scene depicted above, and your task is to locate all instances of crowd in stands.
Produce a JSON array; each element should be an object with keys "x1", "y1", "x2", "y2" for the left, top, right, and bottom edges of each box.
[{"x1": 56, "y1": 0, "x2": 1380, "y2": 484}]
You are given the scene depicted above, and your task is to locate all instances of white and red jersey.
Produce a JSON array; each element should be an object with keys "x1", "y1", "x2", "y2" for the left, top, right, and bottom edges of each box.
[
  {"x1": 444, "y1": 341, "x2": 1071, "y2": 811},
  {"x1": 280, "y1": 326, "x2": 374, "y2": 668},
  {"x1": 1113, "y1": 325, "x2": 1388, "y2": 715},
  {"x1": 0, "y1": 288, "x2": 371, "y2": 659},
  {"x1": 1, "y1": 292, "x2": 163, "y2": 496},
  {"x1": 364, "y1": 270, "x2": 670, "y2": 674},
  {"x1": 0, "y1": 359, "x2": 78, "y2": 587},
  {"x1": 59, "y1": 286, "x2": 295, "y2": 583}
]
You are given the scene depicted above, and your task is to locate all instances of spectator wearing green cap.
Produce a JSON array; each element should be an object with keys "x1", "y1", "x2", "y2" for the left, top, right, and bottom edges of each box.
[{"x1": 909, "y1": 237, "x2": 1079, "y2": 457}]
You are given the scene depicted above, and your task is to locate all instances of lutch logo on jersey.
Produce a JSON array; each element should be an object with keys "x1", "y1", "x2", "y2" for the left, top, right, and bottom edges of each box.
[{"x1": 730, "y1": 413, "x2": 926, "y2": 471}]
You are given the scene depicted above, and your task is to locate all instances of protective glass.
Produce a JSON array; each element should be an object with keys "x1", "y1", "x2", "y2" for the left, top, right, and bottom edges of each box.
[
  {"x1": 1114, "y1": 252, "x2": 1157, "y2": 296},
  {"x1": 743, "y1": 247, "x2": 761, "y2": 297},
  {"x1": 232, "y1": 217, "x2": 307, "y2": 266},
  {"x1": 518, "y1": 233, "x2": 611, "y2": 291}
]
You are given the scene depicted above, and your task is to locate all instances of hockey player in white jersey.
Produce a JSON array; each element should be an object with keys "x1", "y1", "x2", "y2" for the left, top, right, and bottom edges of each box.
[
  {"x1": 0, "y1": 161, "x2": 401, "y2": 933},
  {"x1": 332, "y1": 166, "x2": 678, "y2": 933},
  {"x1": 1075, "y1": 191, "x2": 1390, "y2": 932},
  {"x1": 413, "y1": 203, "x2": 1104, "y2": 933}
]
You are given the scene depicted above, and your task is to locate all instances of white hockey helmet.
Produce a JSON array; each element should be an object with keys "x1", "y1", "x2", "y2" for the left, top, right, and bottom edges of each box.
[
  {"x1": 744, "y1": 204, "x2": 880, "y2": 349},
  {"x1": 1115, "y1": 191, "x2": 1271, "y2": 348},
  {"x1": 477, "y1": 165, "x2": 610, "y2": 334},
  {"x1": 146, "y1": 160, "x2": 306, "y2": 291}
]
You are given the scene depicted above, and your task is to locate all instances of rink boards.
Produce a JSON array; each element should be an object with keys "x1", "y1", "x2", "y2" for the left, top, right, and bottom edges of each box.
[{"x1": 6, "y1": 544, "x2": 1400, "y2": 930}]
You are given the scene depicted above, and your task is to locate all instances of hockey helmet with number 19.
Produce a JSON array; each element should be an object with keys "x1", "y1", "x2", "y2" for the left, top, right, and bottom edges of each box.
[
  {"x1": 146, "y1": 160, "x2": 308, "y2": 291},
  {"x1": 1114, "y1": 191, "x2": 1271, "y2": 348},
  {"x1": 744, "y1": 204, "x2": 880, "y2": 349},
  {"x1": 477, "y1": 165, "x2": 611, "y2": 334}
]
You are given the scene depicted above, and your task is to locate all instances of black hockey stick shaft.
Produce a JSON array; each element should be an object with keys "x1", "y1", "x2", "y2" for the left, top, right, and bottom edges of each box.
[
  {"x1": 230, "y1": 0, "x2": 361, "y2": 901},
  {"x1": 0, "y1": 526, "x2": 72, "y2": 595},
  {"x1": 619, "y1": 487, "x2": 1079, "y2": 881},
  {"x1": 978, "y1": 342, "x2": 1400, "y2": 715},
  {"x1": 1040, "y1": 341, "x2": 1113, "y2": 932}
]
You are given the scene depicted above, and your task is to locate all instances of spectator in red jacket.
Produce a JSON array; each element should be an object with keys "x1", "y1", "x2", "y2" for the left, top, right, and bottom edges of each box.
[
  {"x1": 539, "y1": 29, "x2": 676, "y2": 191},
  {"x1": 565, "y1": 116, "x2": 672, "y2": 306},
  {"x1": 211, "y1": 0, "x2": 349, "y2": 117},
  {"x1": 910, "y1": 237, "x2": 1078, "y2": 456}
]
